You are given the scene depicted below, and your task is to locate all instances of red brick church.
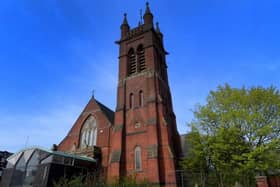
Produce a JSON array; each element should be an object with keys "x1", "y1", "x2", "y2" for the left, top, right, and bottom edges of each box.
[{"x1": 58, "y1": 3, "x2": 182, "y2": 186}]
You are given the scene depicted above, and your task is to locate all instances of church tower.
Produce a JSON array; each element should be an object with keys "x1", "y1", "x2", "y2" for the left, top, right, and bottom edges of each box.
[{"x1": 108, "y1": 3, "x2": 182, "y2": 186}]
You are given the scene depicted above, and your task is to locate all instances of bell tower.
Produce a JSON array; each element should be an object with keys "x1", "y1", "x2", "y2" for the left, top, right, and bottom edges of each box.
[{"x1": 108, "y1": 3, "x2": 182, "y2": 186}]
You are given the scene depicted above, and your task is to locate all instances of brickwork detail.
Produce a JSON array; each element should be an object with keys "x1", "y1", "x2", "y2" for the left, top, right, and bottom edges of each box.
[
  {"x1": 146, "y1": 118, "x2": 156, "y2": 125},
  {"x1": 110, "y1": 151, "x2": 121, "y2": 163},
  {"x1": 147, "y1": 145, "x2": 158, "y2": 159},
  {"x1": 113, "y1": 125, "x2": 123, "y2": 132}
]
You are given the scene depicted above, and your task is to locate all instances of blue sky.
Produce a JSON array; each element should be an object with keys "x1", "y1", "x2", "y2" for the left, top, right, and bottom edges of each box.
[{"x1": 0, "y1": 0, "x2": 279, "y2": 152}]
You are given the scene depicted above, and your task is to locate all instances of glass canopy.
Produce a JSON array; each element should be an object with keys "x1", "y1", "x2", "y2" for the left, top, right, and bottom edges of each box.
[{"x1": 0, "y1": 147, "x2": 96, "y2": 187}]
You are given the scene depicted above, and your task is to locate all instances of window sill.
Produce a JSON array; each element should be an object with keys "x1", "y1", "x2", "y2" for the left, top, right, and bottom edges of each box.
[{"x1": 134, "y1": 169, "x2": 143, "y2": 173}]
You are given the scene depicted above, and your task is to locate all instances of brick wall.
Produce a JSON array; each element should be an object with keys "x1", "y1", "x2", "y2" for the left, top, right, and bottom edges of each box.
[{"x1": 256, "y1": 176, "x2": 280, "y2": 187}]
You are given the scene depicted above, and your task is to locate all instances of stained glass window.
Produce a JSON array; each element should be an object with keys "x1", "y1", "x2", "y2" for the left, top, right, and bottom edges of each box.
[{"x1": 80, "y1": 116, "x2": 97, "y2": 148}]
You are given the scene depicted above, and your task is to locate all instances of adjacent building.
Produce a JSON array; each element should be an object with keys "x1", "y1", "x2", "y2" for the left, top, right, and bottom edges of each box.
[
  {"x1": 0, "y1": 151, "x2": 13, "y2": 181},
  {"x1": 0, "y1": 147, "x2": 96, "y2": 187}
]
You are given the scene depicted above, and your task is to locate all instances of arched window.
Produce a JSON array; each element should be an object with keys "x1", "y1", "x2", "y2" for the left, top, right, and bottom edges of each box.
[
  {"x1": 80, "y1": 116, "x2": 97, "y2": 149},
  {"x1": 129, "y1": 93, "x2": 134, "y2": 109},
  {"x1": 128, "y1": 48, "x2": 136, "y2": 75},
  {"x1": 134, "y1": 146, "x2": 142, "y2": 171},
  {"x1": 139, "y1": 90, "x2": 144, "y2": 107},
  {"x1": 137, "y1": 45, "x2": 145, "y2": 72}
]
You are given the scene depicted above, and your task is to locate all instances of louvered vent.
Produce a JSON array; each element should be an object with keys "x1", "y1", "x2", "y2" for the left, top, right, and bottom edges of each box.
[
  {"x1": 137, "y1": 46, "x2": 146, "y2": 72},
  {"x1": 129, "y1": 50, "x2": 137, "y2": 75}
]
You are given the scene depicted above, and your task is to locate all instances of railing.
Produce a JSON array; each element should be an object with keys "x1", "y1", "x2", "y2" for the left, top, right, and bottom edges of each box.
[{"x1": 127, "y1": 25, "x2": 144, "y2": 38}]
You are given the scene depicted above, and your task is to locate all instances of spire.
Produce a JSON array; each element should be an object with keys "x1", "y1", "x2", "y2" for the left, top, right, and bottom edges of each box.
[
  {"x1": 121, "y1": 13, "x2": 130, "y2": 38},
  {"x1": 139, "y1": 9, "x2": 143, "y2": 25},
  {"x1": 122, "y1": 13, "x2": 128, "y2": 25},
  {"x1": 91, "y1": 89, "x2": 95, "y2": 99},
  {"x1": 143, "y1": 2, "x2": 153, "y2": 25},
  {"x1": 156, "y1": 22, "x2": 161, "y2": 33},
  {"x1": 156, "y1": 22, "x2": 163, "y2": 41},
  {"x1": 145, "y1": 2, "x2": 151, "y2": 14}
]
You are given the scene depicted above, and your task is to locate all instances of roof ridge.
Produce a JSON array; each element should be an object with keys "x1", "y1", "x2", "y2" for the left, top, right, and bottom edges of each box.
[{"x1": 95, "y1": 99, "x2": 115, "y2": 124}]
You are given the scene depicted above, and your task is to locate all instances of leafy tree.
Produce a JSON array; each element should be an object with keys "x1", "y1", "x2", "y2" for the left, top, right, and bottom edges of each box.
[
  {"x1": 181, "y1": 127, "x2": 211, "y2": 187},
  {"x1": 182, "y1": 84, "x2": 280, "y2": 187}
]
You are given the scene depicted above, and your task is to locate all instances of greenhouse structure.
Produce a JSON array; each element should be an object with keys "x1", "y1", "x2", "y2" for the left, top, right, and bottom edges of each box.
[{"x1": 0, "y1": 147, "x2": 96, "y2": 187}]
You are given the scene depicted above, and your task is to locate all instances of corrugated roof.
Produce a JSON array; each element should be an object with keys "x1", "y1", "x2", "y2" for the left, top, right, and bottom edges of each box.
[
  {"x1": 9, "y1": 147, "x2": 96, "y2": 163},
  {"x1": 52, "y1": 150, "x2": 96, "y2": 162}
]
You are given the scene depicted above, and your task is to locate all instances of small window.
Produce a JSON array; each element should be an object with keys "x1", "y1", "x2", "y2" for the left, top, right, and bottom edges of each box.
[
  {"x1": 135, "y1": 122, "x2": 141, "y2": 129},
  {"x1": 139, "y1": 90, "x2": 144, "y2": 107},
  {"x1": 129, "y1": 93, "x2": 134, "y2": 109},
  {"x1": 135, "y1": 146, "x2": 142, "y2": 171}
]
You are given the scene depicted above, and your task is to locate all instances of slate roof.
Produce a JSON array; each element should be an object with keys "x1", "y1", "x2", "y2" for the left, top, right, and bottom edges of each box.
[{"x1": 96, "y1": 100, "x2": 115, "y2": 124}]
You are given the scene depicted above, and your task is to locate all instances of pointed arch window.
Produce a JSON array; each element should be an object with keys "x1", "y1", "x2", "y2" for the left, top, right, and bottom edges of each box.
[
  {"x1": 137, "y1": 45, "x2": 145, "y2": 72},
  {"x1": 128, "y1": 48, "x2": 137, "y2": 75},
  {"x1": 139, "y1": 90, "x2": 144, "y2": 107},
  {"x1": 134, "y1": 146, "x2": 142, "y2": 171},
  {"x1": 80, "y1": 116, "x2": 97, "y2": 149},
  {"x1": 129, "y1": 93, "x2": 134, "y2": 109}
]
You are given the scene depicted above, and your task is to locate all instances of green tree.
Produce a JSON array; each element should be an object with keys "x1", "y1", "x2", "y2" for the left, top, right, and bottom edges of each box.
[
  {"x1": 182, "y1": 84, "x2": 280, "y2": 187},
  {"x1": 181, "y1": 127, "x2": 210, "y2": 187}
]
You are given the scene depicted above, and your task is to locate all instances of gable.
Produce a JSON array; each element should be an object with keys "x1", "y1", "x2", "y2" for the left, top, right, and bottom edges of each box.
[{"x1": 58, "y1": 98, "x2": 114, "y2": 152}]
